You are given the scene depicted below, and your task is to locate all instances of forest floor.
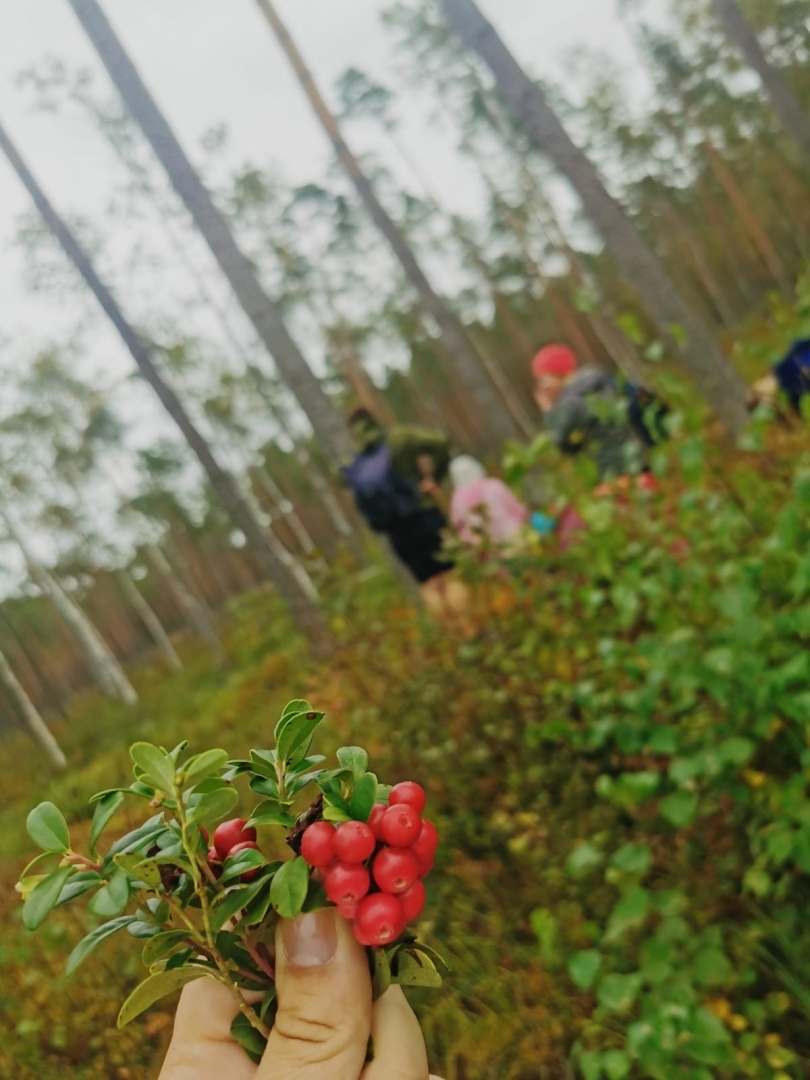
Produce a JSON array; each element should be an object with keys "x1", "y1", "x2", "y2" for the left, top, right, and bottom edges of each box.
[{"x1": 4, "y1": 297, "x2": 810, "y2": 1079}]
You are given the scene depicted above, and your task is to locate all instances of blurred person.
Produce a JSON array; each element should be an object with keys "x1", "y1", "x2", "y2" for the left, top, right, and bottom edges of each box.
[
  {"x1": 532, "y1": 344, "x2": 666, "y2": 481},
  {"x1": 159, "y1": 909, "x2": 443, "y2": 1080},
  {"x1": 749, "y1": 338, "x2": 810, "y2": 413},
  {"x1": 342, "y1": 408, "x2": 466, "y2": 619},
  {"x1": 449, "y1": 455, "x2": 530, "y2": 547}
]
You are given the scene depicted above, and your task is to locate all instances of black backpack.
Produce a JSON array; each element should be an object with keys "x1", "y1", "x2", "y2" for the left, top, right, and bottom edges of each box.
[{"x1": 342, "y1": 444, "x2": 422, "y2": 532}]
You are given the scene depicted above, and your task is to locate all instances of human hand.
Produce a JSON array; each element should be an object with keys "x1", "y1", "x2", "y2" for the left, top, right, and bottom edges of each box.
[{"x1": 159, "y1": 908, "x2": 442, "y2": 1080}]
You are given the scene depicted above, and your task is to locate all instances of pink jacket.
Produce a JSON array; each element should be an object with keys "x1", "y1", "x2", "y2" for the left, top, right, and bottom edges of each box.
[{"x1": 451, "y1": 478, "x2": 530, "y2": 546}]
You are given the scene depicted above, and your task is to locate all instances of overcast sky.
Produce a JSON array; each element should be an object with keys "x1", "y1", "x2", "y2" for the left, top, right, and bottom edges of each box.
[{"x1": 0, "y1": 0, "x2": 670, "y2": 352}]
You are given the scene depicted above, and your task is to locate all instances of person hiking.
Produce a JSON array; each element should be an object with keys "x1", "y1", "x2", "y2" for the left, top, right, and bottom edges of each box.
[
  {"x1": 532, "y1": 344, "x2": 664, "y2": 482},
  {"x1": 749, "y1": 338, "x2": 810, "y2": 413},
  {"x1": 449, "y1": 455, "x2": 529, "y2": 548},
  {"x1": 343, "y1": 409, "x2": 465, "y2": 618}
]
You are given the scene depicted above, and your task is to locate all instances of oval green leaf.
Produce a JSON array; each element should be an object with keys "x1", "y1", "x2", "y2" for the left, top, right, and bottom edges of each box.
[
  {"x1": 88, "y1": 867, "x2": 131, "y2": 917},
  {"x1": 270, "y1": 857, "x2": 309, "y2": 919},
  {"x1": 220, "y1": 847, "x2": 265, "y2": 885},
  {"x1": 187, "y1": 787, "x2": 239, "y2": 827},
  {"x1": 65, "y1": 914, "x2": 138, "y2": 977},
  {"x1": 23, "y1": 866, "x2": 73, "y2": 931},
  {"x1": 181, "y1": 749, "x2": 229, "y2": 788},
  {"x1": 27, "y1": 802, "x2": 70, "y2": 853},
  {"x1": 90, "y1": 791, "x2": 125, "y2": 853},
  {"x1": 130, "y1": 743, "x2": 176, "y2": 792},
  {"x1": 337, "y1": 746, "x2": 369, "y2": 777},
  {"x1": 118, "y1": 966, "x2": 210, "y2": 1027}
]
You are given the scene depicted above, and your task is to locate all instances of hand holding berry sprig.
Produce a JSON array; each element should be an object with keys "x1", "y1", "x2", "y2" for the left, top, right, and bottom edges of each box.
[{"x1": 16, "y1": 700, "x2": 445, "y2": 1065}]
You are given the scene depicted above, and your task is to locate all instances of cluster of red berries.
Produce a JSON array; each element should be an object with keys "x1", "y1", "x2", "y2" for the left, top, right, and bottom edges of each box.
[
  {"x1": 207, "y1": 819, "x2": 261, "y2": 881},
  {"x1": 300, "y1": 781, "x2": 437, "y2": 947}
]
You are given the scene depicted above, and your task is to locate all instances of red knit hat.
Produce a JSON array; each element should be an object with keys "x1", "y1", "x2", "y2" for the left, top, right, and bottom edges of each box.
[{"x1": 532, "y1": 344, "x2": 578, "y2": 380}]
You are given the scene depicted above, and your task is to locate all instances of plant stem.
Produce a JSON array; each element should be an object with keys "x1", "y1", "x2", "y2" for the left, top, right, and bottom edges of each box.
[{"x1": 173, "y1": 783, "x2": 272, "y2": 1039}]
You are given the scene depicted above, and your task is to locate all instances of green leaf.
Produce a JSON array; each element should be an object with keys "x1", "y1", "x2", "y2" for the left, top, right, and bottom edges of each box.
[
  {"x1": 142, "y1": 930, "x2": 192, "y2": 967},
  {"x1": 373, "y1": 946, "x2": 392, "y2": 999},
  {"x1": 659, "y1": 790, "x2": 698, "y2": 828},
  {"x1": 220, "y1": 848, "x2": 265, "y2": 885},
  {"x1": 23, "y1": 866, "x2": 73, "y2": 930},
  {"x1": 249, "y1": 775, "x2": 280, "y2": 798},
  {"x1": 106, "y1": 815, "x2": 166, "y2": 859},
  {"x1": 240, "y1": 877, "x2": 278, "y2": 927},
  {"x1": 187, "y1": 787, "x2": 239, "y2": 827},
  {"x1": 270, "y1": 857, "x2": 310, "y2": 919},
  {"x1": 530, "y1": 908, "x2": 557, "y2": 959},
  {"x1": 273, "y1": 699, "x2": 312, "y2": 743},
  {"x1": 88, "y1": 867, "x2": 131, "y2": 917},
  {"x1": 610, "y1": 843, "x2": 651, "y2": 875},
  {"x1": 718, "y1": 737, "x2": 755, "y2": 766},
  {"x1": 348, "y1": 773, "x2": 378, "y2": 822},
  {"x1": 597, "y1": 972, "x2": 642, "y2": 1013},
  {"x1": 568, "y1": 949, "x2": 602, "y2": 990},
  {"x1": 26, "y1": 802, "x2": 70, "y2": 853},
  {"x1": 211, "y1": 878, "x2": 267, "y2": 932},
  {"x1": 277, "y1": 711, "x2": 325, "y2": 766},
  {"x1": 337, "y1": 746, "x2": 368, "y2": 776},
  {"x1": 247, "y1": 802, "x2": 297, "y2": 828},
  {"x1": 565, "y1": 842, "x2": 604, "y2": 878},
  {"x1": 90, "y1": 791, "x2": 125, "y2": 853},
  {"x1": 605, "y1": 885, "x2": 650, "y2": 941},
  {"x1": 56, "y1": 870, "x2": 102, "y2": 907},
  {"x1": 602, "y1": 1049, "x2": 631, "y2": 1080},
  {"x1": 130, "y1": 743, "x2": 176, "y2": 792},
  {"x1": 118, "y1": 966, "x2": 209, "y2": 1027},
  {"x1": 114, "y1": 854, "x2": 163, "y2": 888},
  {"x1": 692, "y1": 947, "x2": 733, "y2": 987},
  {"x1": 230, "y1": 1011, "x2": 267, "y2": 1065},
  {"x1": 181, "y1": 749, "x2": 229, "y2": 788},
  {"x1": 391, "y1": 949, "x2": 442, "y2": 988},
  {"x1": 323, "y1": 804, "x2": 352, "y2": 823},
  {"x1": 66, "y1": 915, "x2": 138, "y2": 977},
  {"x1": 579, "y1": 1050, "x2": 603, "y2": 1080}
]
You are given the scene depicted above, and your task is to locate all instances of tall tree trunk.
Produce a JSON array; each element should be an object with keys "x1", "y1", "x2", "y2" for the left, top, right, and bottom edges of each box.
[
  {"x1": 143, "y1": 544, "x2": 229, "y2": 666},
  {"x1": 0, "y1": 646, "x2": 66, "y2": 769},
  {"x1": 253, "y1": 0, "x2": 522, "y2": 448},
  {"x1": 7, "y1": 528, "x2": 138, "y2": 705},
  {"x1": 711, "y1": 0, "x2": 810, "y2": 160},
  {"x1": 0, "y1": 119, "x2": 331, "y2": 654},
  {"x1": 660, "y1": 199, "x2": 739, "y2": 327},
  {"x1": 66, "y1": 0, "x2": 351, "y2": 462},
  {"x1": 116, "y1": 569, "x2": 183, "y2": 672},
  {"x1": 700, "y1": 140, "x2": 790, "y2": 290},
  {"x1": 439, "y1": 0, "x2": 749, "y2": 435}
]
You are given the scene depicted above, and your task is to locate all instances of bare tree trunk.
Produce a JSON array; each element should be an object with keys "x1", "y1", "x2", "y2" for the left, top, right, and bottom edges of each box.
[
  {"x1": 253, "y1": 0, "x2": 523, "y2": 449},
  {"x1": 0, "y1": 118, "x2": 331, "y2": 654},
  {"x1": 439, "y1": 0, "x2": 749, "y2": 436},
  {"x1": 711, "y1": 0, "x2": 810, "y2": 160},
  {"x1": 143, "y1": 544, "x2": 228, "y2": 665},
  {"x1": 0, "y1": 646, "x2": 66, "y2": 769},
  {"x1": 66, "y1": 0, "x2": 352, "y2": 463},
  {"x1": 116, "y1": 569, "x2": 183, "y2": 672},
  {"x1": 700, "y1": 140, "x2": 790, "y2": 291}
]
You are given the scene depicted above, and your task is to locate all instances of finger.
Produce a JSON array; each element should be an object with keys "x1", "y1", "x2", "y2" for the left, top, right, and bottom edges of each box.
[
  {"x1": 362, "y1": 986, "x2": 428, "y2": 1080},
  {"x1": 159, "y1": 975, "x2": 257, "y2": 1080},
  {"x1": 258, "y1": 909, "x2": 372, "y2": 1080}
]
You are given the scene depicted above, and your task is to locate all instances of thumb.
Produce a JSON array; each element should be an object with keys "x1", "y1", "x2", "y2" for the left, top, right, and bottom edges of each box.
[{"x1": 258, "y1": 909, "x2": 372, "y2": 1080}]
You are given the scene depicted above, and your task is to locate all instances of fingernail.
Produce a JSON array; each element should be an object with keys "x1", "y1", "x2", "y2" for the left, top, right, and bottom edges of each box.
[{"x1": 282, "y1": 910, "x2": 338, "y2": 968}]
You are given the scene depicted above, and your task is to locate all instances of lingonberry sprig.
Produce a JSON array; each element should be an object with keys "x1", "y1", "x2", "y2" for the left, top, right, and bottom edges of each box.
[{"x1": 16, "y1": 700, "x2": 445, "y2": 1063}]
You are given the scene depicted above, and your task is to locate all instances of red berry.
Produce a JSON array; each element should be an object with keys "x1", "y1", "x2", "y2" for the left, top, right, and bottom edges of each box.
[
  {"x1": 227, "y1": 841, "x2": 262, "y2": 881},
  {"x1": 323, "y1": 862, "x2": 371, "y2": 906},
  {"x1": 337, "y1": 899, "x2": 359, "y2": 920},
  {"x1": 381, "y1": 804, "x2": 422, "y2": 848},
  {"x1": 334, "y1": 821, "x2": 376, "y2": 865},
  {"x1": 207, "y1": 845, "x2": 221, "y2": 865},
  {"x1": 353, "y1": 893, "x2": 405, "y2": 947},
  {"x1": 415, "y1": 853, "x2": 435, "y2": 878},
  {"x1": 369, "y1": 804, "x2": 387, "y2": 841},
  {"x1": 372, "y1": 847, "x2": 419, "y2": 895},
  {"x1": 399, "y1": 879, "x2": 426, "y2": 922},
  {"x1": 412, "y1": 819, "x2": 439, "y2": 862},
  {"x1": 389, "y1": 782, "x2": 427, "y2": 814},
  {"x1": 301, "y1": 822, "x2": 337, "y2": 868},
  {"x1": 213, "y1": 818, "x2": 257, "y2": 859}
]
